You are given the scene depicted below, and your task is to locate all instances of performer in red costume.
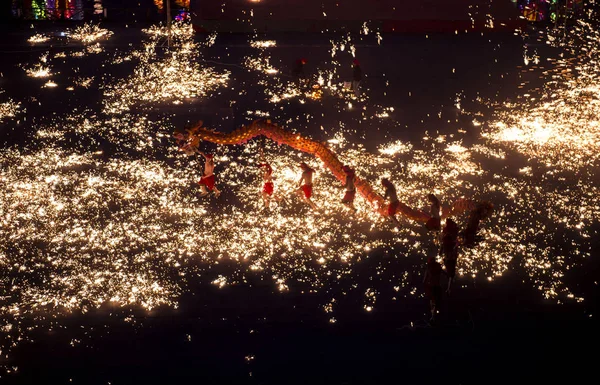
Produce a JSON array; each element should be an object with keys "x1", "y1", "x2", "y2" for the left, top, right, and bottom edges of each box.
[
  {"x1": 197, "y1": 151, "x2": 221, "y2": 198},
  {"x1": 296, "y1": 162, "x2": 318, "y2": 211}
]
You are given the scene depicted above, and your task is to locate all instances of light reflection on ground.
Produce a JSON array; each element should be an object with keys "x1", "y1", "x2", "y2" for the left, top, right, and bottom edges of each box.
[{"x1": 0, "y1": 19, "x2": 598, "y2": 367}]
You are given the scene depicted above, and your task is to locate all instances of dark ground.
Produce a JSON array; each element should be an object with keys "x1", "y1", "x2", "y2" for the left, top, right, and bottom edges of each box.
[{"x1": 0, "y1": 20, "x2": 598, "y2": 384}]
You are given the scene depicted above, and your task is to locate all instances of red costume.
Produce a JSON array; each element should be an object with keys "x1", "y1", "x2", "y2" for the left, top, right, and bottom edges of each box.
[
  {"x1": 260, "y1": 163, "x2": 274, "y2": 196},
  {"x1": 299, "y1": 163, "x2": 314, "y2": 199},
  {"x1": 301, "y1": 184, "x2": 313, "y2": 199},
  {"x1": 198, "y1": 175, "x2": 216, "y2": 190},
  {"x1": 263, "y1": 182, "x2": 274, "y2": 196}
]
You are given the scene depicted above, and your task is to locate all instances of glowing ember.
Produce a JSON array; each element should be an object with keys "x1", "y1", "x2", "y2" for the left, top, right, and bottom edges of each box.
[
  {"x1": 104, "y1": 23, "x2": 228, "y2": 113},
  {"x1": 0, "y1": 97, "x2": 21, "y2": 121},
  {"x1": 0, "y1": 12, "x2": 597, "y2": 366},
  {"x1": 43, "y1": 81, "x2": 58, "y2": 88},
  {"x1": 26, "y1": 64, "x2": 51, "y2": 78},
  {"x1": 69, "y1": 23, "x2": 113, "y2": 43},
  {"x1": 28, "y1": 33, "x2": 50, "y2": 43},
  {"x1": 250, "y1": 40, "x2": 276, "y2": 48}
]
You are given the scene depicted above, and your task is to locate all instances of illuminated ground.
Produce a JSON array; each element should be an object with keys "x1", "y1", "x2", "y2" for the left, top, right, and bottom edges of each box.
[{"x1": 0, "y1": 19, "x2": 598, "y2": 384}]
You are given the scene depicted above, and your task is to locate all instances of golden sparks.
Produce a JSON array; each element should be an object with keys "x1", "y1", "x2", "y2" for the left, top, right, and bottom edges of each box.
[
  {"x1": 103, "y1": 22, "x2": 229, "y2": 113},
  {"x1": 0, "y1": 14, "x2": 597, "y2": 364}
]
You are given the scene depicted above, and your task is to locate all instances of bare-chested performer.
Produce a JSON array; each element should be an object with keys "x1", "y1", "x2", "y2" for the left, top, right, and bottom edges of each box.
[
  {"x1": 258, "y1": 149, "x2": 281, "y2": 209},
  {"x1": 197, "y1": 151, "x2": 221, "y2": 198},
  {"x1": 296, "y1": 162, "x2": 318, "y2": 210},
  {"x1": 381, "y1": 178, "x2": 401, "y2": 227},
  {"x1": 341, "y1": 165, "x2": 357, "y2": 212}
]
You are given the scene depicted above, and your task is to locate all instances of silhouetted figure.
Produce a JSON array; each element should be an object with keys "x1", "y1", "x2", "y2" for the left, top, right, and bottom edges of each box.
[
  {"x1": 292, "y1": 58, "x2": 307, "y2": 90},
  {"x1": 425, "y1": 193, "x2": 441, "y2": 231},
  {"x1": 440, "y1": 218, "x2": 459, "y2": 292},
  {"x1": 296, "y1": 162, "x2": 318, "y2": 211},
  {"x1": 462, "y1": 201, "x2": 494, "y2": 247},
  {"x1": 423, "y1": 257, "x2": 444, "y2": 322},
  {"x1": 381, "y1": 178, "x2": 401, "y2": 227},
  {"x1": 341, "y1": 165, "x2": 357, "y2": 212},
  {"x1": 352, "y1": 59, "x2": 362, "y2": 97}
]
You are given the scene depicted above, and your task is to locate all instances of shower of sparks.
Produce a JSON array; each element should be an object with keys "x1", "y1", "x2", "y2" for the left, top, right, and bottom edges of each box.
[
  {"x1": 375, "y1": 107, "x2": 394, "y2": 119},
  {"x1": 24, "y1": 53, "x2": 52, "y2": 78},
  {"x1": 245, "y1": 56, "x2": 278, "y2": 75},
  {"x1": 250, "y1": 40, "x2": 276, "y2": 48},
  {"x1": 469, "y1": 19, "x2": 600, "y2": 300},
  {"x1": 0, "y1": 146, "x2": 182, "y2": 312},
  {"x1": 43, "y1": 80, "x2": 58, "y2": 88},
  {"x1": 143, "y1": 22, "x2": 194, "y2": 40},
  {"x1": 28, "y1": 33, "x2": 50, "y2": 43},
  {"x1": 0, "y1": 98, "x2": 21, "y2": 121},
  {"x1": 205, "y1": 32, "x2": 218, "y2": 47},
  {"x1": 26, "y1": 63, "x2": 51, "y2": 78},
  {"x1": 484, "y1": 20, "x2": 600, "y2": 171},
  {"x1": 1, "y1": 124, "x2": 493, "y2": 316},
  {"x1": 73, "y1": 76, "x2": 95, "y2": 88},
  {"x1": 69, "y1": 23, "x2": 114, "y2": 43},
  {"x1": 378, "y1": 140, "x2": 413, "y2": 156},
  {"x1": 243, "y1": 32, "x2": 365, "y2": 105},
  {"x1": 103, "y1": 22, "x2": 229, "y2": 113},
  {"x1": 1, "y1": 12, "x2": 598, "y2": 365},
  {"x1": 1, "y1": 120, "x2": 586, "y2": 317}
]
